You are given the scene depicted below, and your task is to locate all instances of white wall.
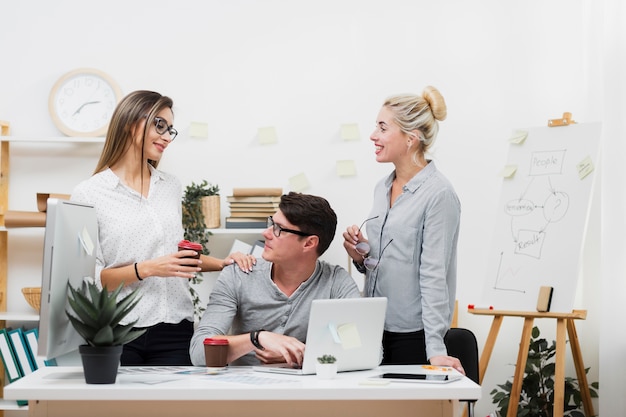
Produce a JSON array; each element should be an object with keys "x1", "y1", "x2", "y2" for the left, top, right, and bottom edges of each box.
[{"x1": 2, "y1": 1, "x2": 623, "y2": 415}]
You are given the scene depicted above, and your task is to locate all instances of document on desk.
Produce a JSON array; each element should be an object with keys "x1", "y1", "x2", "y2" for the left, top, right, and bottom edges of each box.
[{"x1": 119, "y1": 367, "x2": 298, "y2": 386}]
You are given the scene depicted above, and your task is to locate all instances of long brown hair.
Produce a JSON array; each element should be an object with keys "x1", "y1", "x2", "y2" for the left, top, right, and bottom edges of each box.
[{"x1": 93, "y1": 90, "x2": 174, "y2": 174}]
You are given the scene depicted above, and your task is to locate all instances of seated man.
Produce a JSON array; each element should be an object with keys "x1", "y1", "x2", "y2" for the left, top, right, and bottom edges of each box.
[{"x1": 190, "y1": 192, "x2": 360, "y2": 367}]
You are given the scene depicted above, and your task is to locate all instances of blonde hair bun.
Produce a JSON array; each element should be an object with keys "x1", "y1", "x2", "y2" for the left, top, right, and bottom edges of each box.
[{"x1": 422, "y1": 86, "x2": 447, "y2": 122}]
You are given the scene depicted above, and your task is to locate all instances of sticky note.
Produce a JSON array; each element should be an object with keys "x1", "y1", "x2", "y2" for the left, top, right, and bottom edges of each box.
[
  {"x1": 576, "y1": 155, "x2": 594, "y2": 180},
  {"x1": 340, "y1": 123, "x2": 360, "y2": 141},
  {"x1": 337, "y1": 323, "x2": 361, "y2": 350},
  {"x1": 79, "y1": 227, "x2": 94, "y2": 256},
  {"x1": 501, "y1": 165, "x2": 517, "y2": 178},
  {"x1": 509, "y1": 129, "x2": 528, "y2": 144},
  {"x1": 257, "y1": 126, "x2": 278, "y2": 144},
  {"x1": 189, "y1": 122, "x2": 209, "y2": 138},
  {"x1": 336, "y1": 160, "x2": 356, "y2": 177},
  {"x1": 289, "y1": 173, "x2": 310, "y2": 192}
]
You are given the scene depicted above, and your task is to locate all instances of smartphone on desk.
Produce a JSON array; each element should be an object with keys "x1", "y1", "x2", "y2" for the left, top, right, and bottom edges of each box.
[{"x1": 371, "y1": 372, "x2": 462, "y2": 384}]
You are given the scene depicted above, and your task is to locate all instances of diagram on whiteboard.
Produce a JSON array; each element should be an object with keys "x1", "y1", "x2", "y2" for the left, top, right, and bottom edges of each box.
[{"x1": 481, "y1": 123, "x2": 601, "y2": 312}]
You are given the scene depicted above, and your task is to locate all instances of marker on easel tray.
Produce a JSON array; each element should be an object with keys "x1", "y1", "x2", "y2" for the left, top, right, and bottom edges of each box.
[{"x1": 468, "y1": 304, "x2": 493, "y2": 310}]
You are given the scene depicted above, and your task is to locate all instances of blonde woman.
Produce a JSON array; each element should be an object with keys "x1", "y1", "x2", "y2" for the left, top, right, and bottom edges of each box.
[{"x1": 343, "y1": 86, "x2": 464, "y2": 373}]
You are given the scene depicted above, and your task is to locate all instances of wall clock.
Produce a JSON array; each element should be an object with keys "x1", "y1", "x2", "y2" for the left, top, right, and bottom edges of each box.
[{"x1": 48, "y1": 68, "x2": 123, "y2": 137}]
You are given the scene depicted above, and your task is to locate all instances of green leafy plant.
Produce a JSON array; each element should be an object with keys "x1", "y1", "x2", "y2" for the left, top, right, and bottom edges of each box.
[
  {"x1": 317, "y1": 354, "x2": 337, "y2": 364},
  {"x1": 490, "y1": 326, "x2": 598, "y2": 417},
  {"x1": 66, "y1": 280, "x2": 146, "y2": 347},
  {"x1": 182, "y1": 180, "x2": 218, "y2": 319}
]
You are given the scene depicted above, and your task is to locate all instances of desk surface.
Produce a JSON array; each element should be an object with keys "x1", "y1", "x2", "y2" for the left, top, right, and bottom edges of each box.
[{"x1": 6, "y1": 365, "x2": 481, "y2": 402}]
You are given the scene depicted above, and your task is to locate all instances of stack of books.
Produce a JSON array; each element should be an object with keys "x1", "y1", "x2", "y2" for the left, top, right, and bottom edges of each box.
[{"x1": 225, "y1": 188, "x2": 282, "y2": 229}]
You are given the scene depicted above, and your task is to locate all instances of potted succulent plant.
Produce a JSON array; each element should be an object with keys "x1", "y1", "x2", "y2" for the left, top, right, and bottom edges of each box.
[
  {"x1": 316, "y1": 354, "x2": 338, "y2": 379},
  {"x1": 66, "y1": 280, "x2": 145, "y2": 384}
]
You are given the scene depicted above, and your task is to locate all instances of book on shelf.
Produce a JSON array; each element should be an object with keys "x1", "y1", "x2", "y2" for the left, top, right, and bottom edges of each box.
[
  {"x1": 23, "y1": 328, "x2": 57, "y2": 369},
  {"x1": 0, "y1": 328, "x2": 22, "y2": 383},
  {"x1": 227, "y1": 195, "x2": 282, "y2": 203},
  {"x1": 228, "y1": 211, "x2": 275, "y2": 218},
  {"x1": 225, "y1": 217, "x2": 268, "y2": 229},
  {"x1": 228, "y1": 202, "x2": 280, "y2": 209},
  {"x1": 8, "y1": 328, "x2": 36, "y2": 376},
  {"x1": 231, "y1": 187, "x2": 282, "y2": 197}
]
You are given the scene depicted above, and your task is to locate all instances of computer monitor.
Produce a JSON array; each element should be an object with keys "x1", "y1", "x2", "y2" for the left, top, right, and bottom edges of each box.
[{"x1": 38, "y1": 199, "x2": 98, "y2": 360}]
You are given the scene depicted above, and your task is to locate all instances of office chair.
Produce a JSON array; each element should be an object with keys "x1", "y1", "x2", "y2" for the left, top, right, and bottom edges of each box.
[{"x1": 444, "y1": 327, "x2": 480, "y2": 417}]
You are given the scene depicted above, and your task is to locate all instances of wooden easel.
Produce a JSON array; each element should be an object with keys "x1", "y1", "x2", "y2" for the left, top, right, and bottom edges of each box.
[{"x1": 469, "y1": 308, "x2": 595, "y2": 417}]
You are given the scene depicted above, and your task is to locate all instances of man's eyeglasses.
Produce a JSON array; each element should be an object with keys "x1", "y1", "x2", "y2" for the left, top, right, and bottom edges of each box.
[
  {"x1": 267, "y1": 216, "x2": 314, "y2": 238},
  {"x1": 153, "y1": 117, "x2": 178, "y2": 141}
]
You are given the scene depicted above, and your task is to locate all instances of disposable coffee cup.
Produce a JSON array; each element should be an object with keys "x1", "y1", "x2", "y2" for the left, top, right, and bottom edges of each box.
[
  {"x1": 178, "y1": 240, "x2": 202, "y2": 259},
  {"x1": 204, "y1": 338, "x2": 229, "y2": 368}
]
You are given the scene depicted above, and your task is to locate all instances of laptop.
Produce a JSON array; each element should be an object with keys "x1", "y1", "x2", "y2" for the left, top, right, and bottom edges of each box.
[{"x1": 252, "y1": 297, "x2": 387, "y2": 375}]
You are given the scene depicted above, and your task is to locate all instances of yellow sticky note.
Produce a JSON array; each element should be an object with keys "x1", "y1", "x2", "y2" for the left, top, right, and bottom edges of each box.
[
  {"x1": 289, "y1": 173, "x2": 310, "y2": 192},
  {"x1": 336, "y1": 160, "x2": 356, "y2": 177},
  {"x1": 337, "y1": 323, "x2": 361, "y2": 350},
  {"x1": 189, "y1": 122, "x2": 209, "y2": 138},
  {"x1": 501, "y1": 165, "x2": 517, "y2": 178},
  {"x1": 340, "y1": 123, "x2": 360, "y2": 141},
  {"x1": 258, "y1": 126, "x2": 278, "y2": 144},
  {"x1": 576, "y1": 155, "x2": 594, "y2": 180},
  {"x1": 509, "y1": 129, "x2": 528, "y2": 144}
]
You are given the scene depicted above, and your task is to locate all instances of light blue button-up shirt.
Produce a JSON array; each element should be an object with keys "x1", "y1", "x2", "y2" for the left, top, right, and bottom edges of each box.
[{"x1": 363, "y1": 161, "x2": 460, "y2": 360}]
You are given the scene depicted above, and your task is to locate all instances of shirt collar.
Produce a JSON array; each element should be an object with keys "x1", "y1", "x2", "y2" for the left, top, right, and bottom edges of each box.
[
  {"x1": 100, "y1": 164, "x2": 165, "y2": 190},
  {"x1": 385, "y1": 160, "x2": 437, "y2": 194}
]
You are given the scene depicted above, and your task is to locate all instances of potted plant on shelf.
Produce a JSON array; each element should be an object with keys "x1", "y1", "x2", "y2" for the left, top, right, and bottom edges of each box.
[
  {"x1": 182, "y1": 180, "x2": 220, "y2": 319},
  {"x1": 490, "y1": 326, "x2": 599, "y2": 417},
  {"x1": 66, "y1": 280, "x2": 145, "y2": 384},
  {"x1": 316, "y1": 354, "x2": 338, "y2": 379}
]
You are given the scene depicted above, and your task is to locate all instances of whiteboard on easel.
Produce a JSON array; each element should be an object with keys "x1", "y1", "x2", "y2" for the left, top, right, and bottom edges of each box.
[{"x1": 480, "y1": 122, "x2": 601, "y2": 312}]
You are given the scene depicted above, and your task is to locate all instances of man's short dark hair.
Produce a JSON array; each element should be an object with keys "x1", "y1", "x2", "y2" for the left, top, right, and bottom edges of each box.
[{"x1": 279, "y1": 192, "x2": 337, "y2": 256}]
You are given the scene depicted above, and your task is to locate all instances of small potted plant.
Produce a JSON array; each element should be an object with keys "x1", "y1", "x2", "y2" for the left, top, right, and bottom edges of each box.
[
  {"x1": 66, "y1": 280, "x2": 146, "y2": 384},
  {"x1": 183, "y1": 180, "x2": 220, "y2": 230},
  {"x1": 316, "y1": 354, "x2": 338, "y2": 379},
  {"x1": 182, "y1": 180, "x2": 219, "y2": 319}
]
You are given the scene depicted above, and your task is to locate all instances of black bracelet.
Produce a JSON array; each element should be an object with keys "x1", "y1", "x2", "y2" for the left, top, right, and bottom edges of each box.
[
  {"x1": 134, "y1": 262, "x2": 143, "y2": 281},
  {"x1": 250, "y1": 329, "x2": 265, "y2": 350}
]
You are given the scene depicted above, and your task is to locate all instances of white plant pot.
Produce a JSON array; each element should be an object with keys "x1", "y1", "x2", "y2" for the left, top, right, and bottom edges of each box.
[{"x1": 315, "y1": 363, "x2": 337, "y2": 379}]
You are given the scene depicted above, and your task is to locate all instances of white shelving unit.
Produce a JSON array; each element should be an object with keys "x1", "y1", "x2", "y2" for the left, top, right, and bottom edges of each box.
[{"x1": 0, "y1": 129, "x2": 105, "y2": 414}]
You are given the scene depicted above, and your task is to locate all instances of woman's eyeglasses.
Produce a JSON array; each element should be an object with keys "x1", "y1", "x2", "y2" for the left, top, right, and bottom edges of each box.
[
  {"x1": 267, "y1": 216, "x2": 314, "y2": 238},
  {"x1": 356, "y1": 239, "x2": 393, "y2": 271},
  {"x1": 354, "y1": 215, "x2": 391, "y2": 271},
  {"x1": 153, "y1": 117, "x2": 178, "y2": 141}
]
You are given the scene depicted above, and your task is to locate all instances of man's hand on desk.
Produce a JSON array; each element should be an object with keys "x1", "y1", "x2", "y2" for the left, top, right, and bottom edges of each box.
[{"x1": 253, "y1": 332, "x2": 306, "y2": 367}]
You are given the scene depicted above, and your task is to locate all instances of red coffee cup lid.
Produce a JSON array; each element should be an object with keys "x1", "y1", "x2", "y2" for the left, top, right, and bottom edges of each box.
[
  {"x1": 204, "y1": 338, "x2": 229, "y2": 345},
  {"x1": 178, "y1": 240, "x2": 203, "y2": 251}
]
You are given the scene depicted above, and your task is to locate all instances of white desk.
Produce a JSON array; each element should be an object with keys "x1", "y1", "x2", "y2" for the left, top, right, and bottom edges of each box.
[{"x1": 5, "y1": 365, "x2": 481, "y2": 417}]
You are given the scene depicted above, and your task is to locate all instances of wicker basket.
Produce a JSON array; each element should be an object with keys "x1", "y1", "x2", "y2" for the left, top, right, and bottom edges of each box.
[{"x1": 21, "y1": 287, "x2": 41, "y2": 312}]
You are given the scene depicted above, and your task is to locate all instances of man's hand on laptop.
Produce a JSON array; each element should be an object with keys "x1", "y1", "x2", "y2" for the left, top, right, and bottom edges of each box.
[{"x1": 253, "y1": 332, "x2": 306, "y2": 367}]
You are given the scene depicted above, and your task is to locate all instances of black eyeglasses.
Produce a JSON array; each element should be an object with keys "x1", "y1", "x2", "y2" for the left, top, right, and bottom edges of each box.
[
  {"x1": 153, "y1": 117, "x2": 178, "y2": 141},
  {"x1": 353, "y1": 215, "x2": 381, "y2": 270},
  {"x1": 267, "y1": 216, "x2": 314, "y2": 238}
]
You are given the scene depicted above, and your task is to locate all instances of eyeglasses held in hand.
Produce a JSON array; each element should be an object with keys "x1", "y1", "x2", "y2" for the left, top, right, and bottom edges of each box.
[
  {"x1": 267, "y1": 216, "x2": 314, "y2": 238},
  {"x1": 153, "y1": 116, "x2": 178, "y2": 141},
  {"x1": 356, "y1": 239, "x2": 393, "y2": 271}
]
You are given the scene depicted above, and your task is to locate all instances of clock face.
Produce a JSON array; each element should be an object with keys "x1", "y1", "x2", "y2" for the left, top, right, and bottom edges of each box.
[{"x1": 49, "y1": 68, "x2": 122, "y2": 137}]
